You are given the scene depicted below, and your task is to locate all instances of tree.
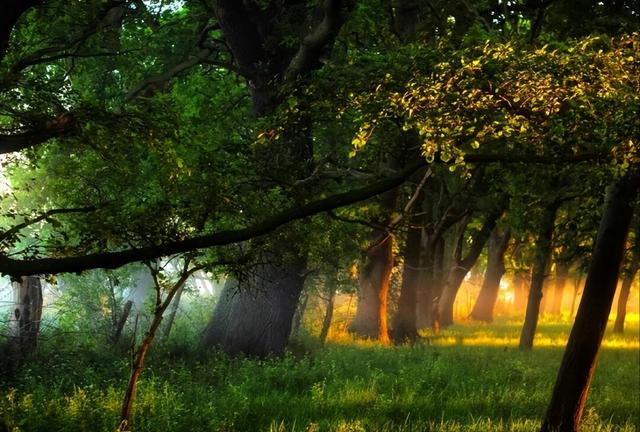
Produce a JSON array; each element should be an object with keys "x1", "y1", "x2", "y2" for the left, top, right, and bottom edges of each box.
[
  {"x1": 469, "y1": 225, "x2": 511, "y2": 322},
  {"x1": 0, "y1": 2, "x2": 637, "y2": 365},
  {"x1": 0, "y1": 276, "x2": 42, "y2": 372},
  {"x1": 195, "y1": 0, "x2": 371, "y2": 357},
  {"x1": 350, "y1": 230, "x2": 394, "y2": 342},
  {"x1": 437, "y1": 204, "x2": 503, "y2": 328},
  {"x1": 540, "y1": 164, "x2": 639, "y2": 432},
  {"x1": 549, "y1": 260, "x2": 570, "y2": 316},
  {"x1": 392, "y1": 223, "x2": 422, "y2": 343},
  {"x1": 119, "y1": 257, "x2": 202, "y2": 430},
  {"x1": 613, "y1": 223, "x2": 639, "y2": 334},
  {"x1": 349, "y1": 178, "x2": 400, "y2": 342},
  {"x1": 519, "y1": 201, "x2": 559, "y2": 350},
  {"x1": 350, "y1": 163, "x2": 429, "y2": 342}
]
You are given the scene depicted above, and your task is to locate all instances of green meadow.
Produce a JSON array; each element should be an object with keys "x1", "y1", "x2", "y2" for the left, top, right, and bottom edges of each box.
[{"x1": 2, "y1": 317, "x2": 638, "y2": 432}]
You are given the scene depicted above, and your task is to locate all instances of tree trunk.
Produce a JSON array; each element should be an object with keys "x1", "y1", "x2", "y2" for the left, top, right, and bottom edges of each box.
[
  {"x1": 350, "y1": 234, "x2": 393, "y2": 344},
  {"x1": 569, "y1": 275, "x2": 583, "y2": 319},
  {"x1": 392, "y1": 0, "x2": 421, "y2": 41},
  {"x1": 119, "y1": 265, "x2": 196, "y2": 431},
  {"x1": 540, "y1": 167, "x2": 639, "y2": 432},
  {"x1": 201, "y1": 255, "x2": 307, "y2": 357},
  {"x1": 199, "y1": 3, "x2": 351, "y2": 358},
  {"x1": 161, "y1": 280, "x2": 186, "y2": 342},
  {"x1": 438, "y1": 207, "x2": 502, "y2": 328},
  {"x1": 539, "y1": 259, "x2": 553, "y2": 315},
  {"x1": 513, "y1": 270, "x2": 530, "y2": 313},
  {"x1": 470, "y1": 227, "x2": 511, "y2": 322},
  {"x1": 290, "y1": 292, "x2": 309, "y2": 338},
  {"x1": 319, "y1": 288, "x2": 336, "y2": 345},
  {"x1": 393, "y1": 225, "x2": 422, "y2": 343},
  {"x1": 550, "y1": 262, "x2": 569, "y2": 316},
  {"x1": 519, "y1": 203, "x2": 559, "y2": 351},
  {"x1": 415, "y1": 236, "x2": 436, "y2": 329},
  {"x1": 428, "y1": 236, "x2": 446, "y2": 328},
  {"x1": 10, "y1": 276, "x2": 43, "y2": 361},
  {"x1": 112, "y1": 300, "x2": 133, "y2": 345},
  {"x1": 438, "y1": 266, "x2": 468, "y2": 328},
  {"x1": 613, "y1": 242, "x2": 639, "y2": 333},
  {"x1": 119, "y1": 309, "x2": 164, "y2": 431}
]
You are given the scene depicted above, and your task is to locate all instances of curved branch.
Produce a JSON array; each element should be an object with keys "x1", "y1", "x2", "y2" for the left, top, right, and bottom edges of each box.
[
  {"x1": 284, "y1": 0, "x2": 355, "y2": 81},
  {"x1": 0, "y1": 160, "x2": 424, "y2": 276}
]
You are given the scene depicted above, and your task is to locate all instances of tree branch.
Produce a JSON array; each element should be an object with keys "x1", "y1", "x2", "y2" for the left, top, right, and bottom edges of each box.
[
  {"x1": 0, "y1": 206, "x2": 97, "y2": 244},
  {"x1": 366, "y1": 167, "x2": 432, "y2": 251},
  {"x1": 326, "y1": 211, "x2": 384, "y2": 230},
  {"x1": 0, "y1": 160, "x2": 424, "y2": 276},
  {"x1": 125, "y1": 54, "x2": 203, "y2": 101},
  {"x1": 284, "y1": 0, "x2": 355, "y2": 81},
  {"x1": 0, "y1": 113, "x2": 76, "y2": 155},
  {"x1": 7, "y1": 0, "x2": 129, "y2": 74}
]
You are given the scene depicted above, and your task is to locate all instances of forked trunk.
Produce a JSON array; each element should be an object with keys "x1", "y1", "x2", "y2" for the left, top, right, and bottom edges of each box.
[
  {"x1": 119, "y1": 265, "x2": 195, "y2": 431},
  {"x1": 540, "y1": 167, "x2": 639, "y2": 432},
  {"x1": 470, "y1": 227, "x2": 510, "y2": 322},
  {"x1": 438, "y1": 208, "x2": 502, "y2": 328},
  {"x1": 519, "y1": 203, "x2": 559, "y2": 351}
]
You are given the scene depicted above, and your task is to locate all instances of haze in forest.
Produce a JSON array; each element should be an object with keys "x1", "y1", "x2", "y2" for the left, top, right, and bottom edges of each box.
[{"x1": 0, "y1": 1, "x2": 638, "y2": 432}]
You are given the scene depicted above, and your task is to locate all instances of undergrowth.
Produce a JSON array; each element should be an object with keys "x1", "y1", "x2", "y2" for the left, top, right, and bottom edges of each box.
[{"x1": 0, "y1": 317, "x2": 638, "y2": 432}]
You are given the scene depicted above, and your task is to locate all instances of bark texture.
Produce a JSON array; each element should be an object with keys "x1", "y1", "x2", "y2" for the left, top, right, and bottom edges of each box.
[
  {"x1": 519, "y1": 203, "x2": 559, "y2": 351},
  {"x1": 350, "y1": 235, "x2": 393, "y2": 343},
  {"x1": 470, "y1": 227, "x2": 511, "y2": 322},
  {"x1": 201, "y1": 256, "x2": 307, "y2": 357},
  {"x1": 540, "y1": 167, "x2": 639, "y2": 432},
  {"x1": 393, "y1": 225, "x2": 422, "y2": 343},
  {"x1": 10, "y1": 276, "x2": 43, "y2": 360}
]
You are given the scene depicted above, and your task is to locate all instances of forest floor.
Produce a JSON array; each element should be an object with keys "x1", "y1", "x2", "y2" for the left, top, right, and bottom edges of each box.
[{"x1": 0, "y1": 312, "x2": 638, "y2": 431}]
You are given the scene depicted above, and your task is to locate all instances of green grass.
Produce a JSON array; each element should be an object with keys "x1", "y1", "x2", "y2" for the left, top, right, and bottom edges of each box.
[{"x1": 1, "y1": 320, "x2": 638, "y2": 432}]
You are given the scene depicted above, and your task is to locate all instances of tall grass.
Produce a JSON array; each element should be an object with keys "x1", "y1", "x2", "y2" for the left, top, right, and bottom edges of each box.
[{"x1": 1, "y1": 314, "x2": 638, "y2": 432}]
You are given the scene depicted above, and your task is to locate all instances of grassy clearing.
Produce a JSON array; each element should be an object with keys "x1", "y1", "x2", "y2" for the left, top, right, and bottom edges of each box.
[{"x1": 1, "y1": 317, "x2": 638, "y2": 432}]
